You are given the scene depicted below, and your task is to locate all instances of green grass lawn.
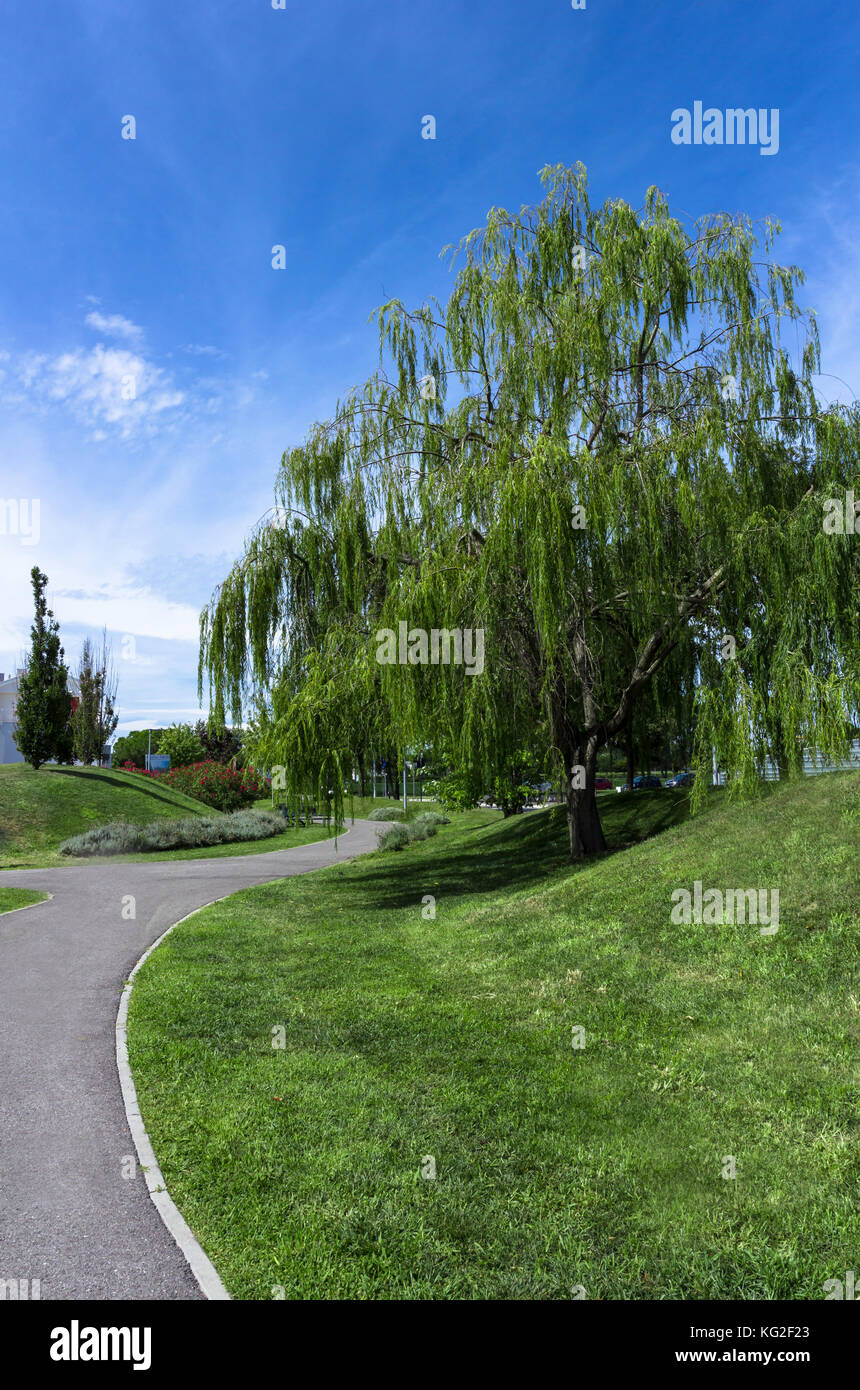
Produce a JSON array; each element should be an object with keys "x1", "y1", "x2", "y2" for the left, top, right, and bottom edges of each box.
[
  {"x1": 0, "y1": 886, "x2": 49, "y2": 915},
  {"x1": 0, "y1": 763, "x2": 334, "y2": 868},
  {"x1": 127, "y1": 772, "x2": 860, "y2": 1299}
]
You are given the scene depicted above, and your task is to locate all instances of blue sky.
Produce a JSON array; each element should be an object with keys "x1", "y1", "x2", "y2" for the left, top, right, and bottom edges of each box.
[{"x1": 1, "y1": 0, "x2": 857, "y2": 735}]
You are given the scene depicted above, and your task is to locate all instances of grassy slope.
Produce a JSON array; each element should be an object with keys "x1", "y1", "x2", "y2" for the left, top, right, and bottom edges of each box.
[
  {"x1": 128, "y1": 775, "x2": 860, "y2": 1300},
  {"x1": 0, "y1": 764, "x2": 216, "y2": 868},
  {"x1": 0, "y1": 886, "x2": 48, "y2": 914},
  {"x1": 0, "y1": 763, "x2": 335, "y2": 868}
]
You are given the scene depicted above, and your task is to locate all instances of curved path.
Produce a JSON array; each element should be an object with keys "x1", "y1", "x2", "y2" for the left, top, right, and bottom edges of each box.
[{"x1": 0, "y1": 820, "x2": 385, "y2": 1301}]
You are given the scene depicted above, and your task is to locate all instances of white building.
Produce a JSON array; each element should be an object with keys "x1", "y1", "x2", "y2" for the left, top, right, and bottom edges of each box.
[{"x1": 0, "y1": 669, "x2": 81, "y2": 764}]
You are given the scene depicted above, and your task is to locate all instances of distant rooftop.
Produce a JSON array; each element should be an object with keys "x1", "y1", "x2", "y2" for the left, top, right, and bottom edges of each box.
[{"x1": 0, "y1": 670, "x2": 81, "y2": 695}]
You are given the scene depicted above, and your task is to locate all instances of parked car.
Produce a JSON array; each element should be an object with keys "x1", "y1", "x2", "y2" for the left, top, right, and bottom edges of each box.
[
  {"x1": 665, "y1": 771, "x2": 696, "y2": 788},
  {"x1": 632, "y1": 775, "x2": 663, "y2": 789},
  {"x1": 594, "y1": 777, "x2": 613, "y2": 790}
]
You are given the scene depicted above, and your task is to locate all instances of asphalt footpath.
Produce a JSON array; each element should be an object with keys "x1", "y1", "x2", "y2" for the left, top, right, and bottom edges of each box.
[{"x1": 0, "y1": 819, "x2": 385, "y2": 1300}]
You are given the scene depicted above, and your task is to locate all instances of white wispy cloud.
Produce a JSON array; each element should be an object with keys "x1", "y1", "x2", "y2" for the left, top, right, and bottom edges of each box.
[
  {"x1": 5, "y1": 343, "x2": 184, "y2": 439},
  {"x1": 778, "y1": 167, "x2": 860, "y2": 407},
  {"x1": 52, "y1": 585, "x2": 201, "y2": 644},
  {"x1": 0, "y1": 570, "x2": 201, "y2": 656},
  {"x1": 0, "y1": 312, "x2": 278, "y2": 442},
  {"x1": 84, "y1": 310, "x2": 144, "y2": 343}
]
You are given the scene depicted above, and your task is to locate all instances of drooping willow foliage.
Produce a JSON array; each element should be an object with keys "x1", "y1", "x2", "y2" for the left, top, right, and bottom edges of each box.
[{"x1": 200, "y1": 163, "x2": 860, "y2": 858}]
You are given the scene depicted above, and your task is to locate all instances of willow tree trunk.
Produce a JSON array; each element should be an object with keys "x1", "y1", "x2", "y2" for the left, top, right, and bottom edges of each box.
[
  {"x1": 564, "y1": 742, "x2": 608, "y2": 861},
  {"x1": 625, "y1": 720, "x2": 635, "y2": 790}
]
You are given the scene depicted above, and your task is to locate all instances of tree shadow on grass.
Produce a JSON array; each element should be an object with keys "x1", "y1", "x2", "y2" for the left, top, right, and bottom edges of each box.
[
  {"x1": 48, "y1": 766, "x2": 204, "y2": 812},
  {"x1": 349, "y1": 791, "x2": 698, "y2": 910}
]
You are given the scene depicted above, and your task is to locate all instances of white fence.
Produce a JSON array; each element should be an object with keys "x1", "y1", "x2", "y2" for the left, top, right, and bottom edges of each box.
[{"x1": 712, "y1": 739, "x2": 860, "y2": 786}]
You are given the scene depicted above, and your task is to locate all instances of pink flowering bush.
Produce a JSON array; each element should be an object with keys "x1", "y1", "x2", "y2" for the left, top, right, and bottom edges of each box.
[{"x1": 119, "y1": 759, "x2": 268, "y2": 812}]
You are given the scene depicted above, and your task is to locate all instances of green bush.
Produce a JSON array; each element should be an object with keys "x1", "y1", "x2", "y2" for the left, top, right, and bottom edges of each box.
[
  {"x1": 368, "y1": 806, "x2": 405, "y2": 821},
  {"x1": 129, "y1": 760, "x2": 268, "y2": 811},
  {"x1": 412, "y1": 810, "x2": 449, "y2": 827},
  {"x1": 157, "y1": 723, "x2": 206, "y2": 766},
  {"x1": 59, "y1": 809, "x2": 284, "y2": 857},
  {"x1": 193, "y1": 719, "x2": 244, "y2": 766},
  {"x1": 422, "y1": 772, "x2": 483, "y2": 812},
  {"x1": 377, "y1": 818, "x2": 440, "y2": 851},
  {"x1": 491, "y1": 775, "x2": 533, "y2": 817},
  {"x1": 376, "y1": 822, "x2": 411, "y2": 851}
]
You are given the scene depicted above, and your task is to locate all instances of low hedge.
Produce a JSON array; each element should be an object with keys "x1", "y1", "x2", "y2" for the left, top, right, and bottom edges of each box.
[
  {"x1": 60, "y1": 809, "x2": 284, "y2": 858},
  {"x1": 377, "y1": 818, "x2": 441, "y2": 852}
]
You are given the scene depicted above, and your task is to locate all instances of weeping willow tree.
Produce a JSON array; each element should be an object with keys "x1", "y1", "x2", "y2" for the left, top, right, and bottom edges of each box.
[{"x1": 200, "y1": 163, "x2": 860, "y2": 859}]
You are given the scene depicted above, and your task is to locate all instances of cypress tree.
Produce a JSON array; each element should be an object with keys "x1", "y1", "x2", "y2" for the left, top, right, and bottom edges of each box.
[
  {"x1": 14, "y1": 567, "x2": 73, "y2": 771},
  {"x1": 71, "y1": 638, "x2": 101, "y2": 766},
  {"x1": 71, "y1": 632, "x2": 118, "y2": 766}
]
